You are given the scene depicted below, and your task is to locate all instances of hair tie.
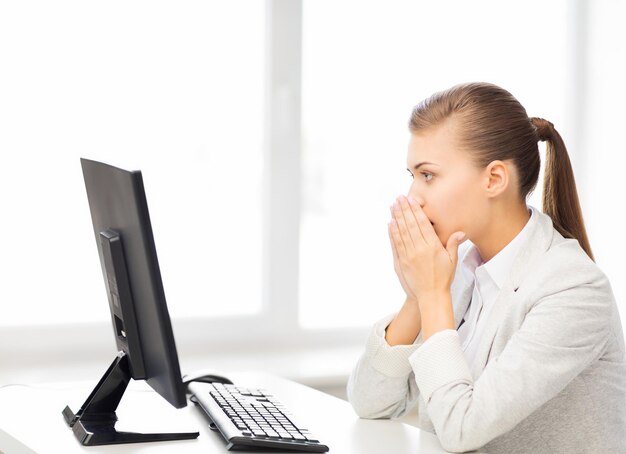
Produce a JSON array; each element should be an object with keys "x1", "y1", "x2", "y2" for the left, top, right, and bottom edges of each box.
[{"x1": 530, "y1": 117, "x2": 554, "y2": 142}]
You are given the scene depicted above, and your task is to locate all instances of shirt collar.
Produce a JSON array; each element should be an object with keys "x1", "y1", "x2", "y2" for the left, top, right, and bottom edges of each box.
[{"x1": 461, "y1": 205, "x2": 537, "y2": 289}]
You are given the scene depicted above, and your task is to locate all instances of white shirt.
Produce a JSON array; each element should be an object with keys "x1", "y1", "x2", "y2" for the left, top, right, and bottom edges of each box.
[{"x1": 432, "y1": 205, "x2": 537, "y2": 366}]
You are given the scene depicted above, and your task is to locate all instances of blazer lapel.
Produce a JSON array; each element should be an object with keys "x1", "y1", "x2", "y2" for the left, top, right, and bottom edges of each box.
[
  {"x1": 453, "y1": 283, "x2": 474, "y2": 329},
  {"x1": 468, "y1": 207, "x2": 556, "y2": 377},
  {"x1": 451, "y1": 242, "x2": 476, "y2": 329}
]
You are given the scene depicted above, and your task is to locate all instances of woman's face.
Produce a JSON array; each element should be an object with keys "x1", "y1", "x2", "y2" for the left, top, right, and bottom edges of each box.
[{"x1": 406, "y1": 121, "x2": 487, "y2": 246}]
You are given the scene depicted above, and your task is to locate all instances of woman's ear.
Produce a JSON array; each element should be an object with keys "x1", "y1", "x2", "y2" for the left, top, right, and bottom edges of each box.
[{"x1": 484, "y1": 160, "x2": 510, "y2": 198}]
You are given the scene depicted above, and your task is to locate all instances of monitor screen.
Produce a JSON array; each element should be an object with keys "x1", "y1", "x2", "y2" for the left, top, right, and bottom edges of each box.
[
  {"x1": 63, "y1": 158, "x2": 198, "y2": 446},
  {"x1": 81, "y1": 157, "x2": 186, "y2": 408}
]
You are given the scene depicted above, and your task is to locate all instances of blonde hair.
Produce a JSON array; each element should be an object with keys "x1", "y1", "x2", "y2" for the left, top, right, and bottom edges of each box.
[{"x1": 409, "y1": 82, "x2": 594, "y2": 261}]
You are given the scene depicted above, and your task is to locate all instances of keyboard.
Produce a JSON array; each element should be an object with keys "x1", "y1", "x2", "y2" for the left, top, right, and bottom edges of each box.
[{"x1": 188, "y1": 382, "x2": 329, "y2": 452}]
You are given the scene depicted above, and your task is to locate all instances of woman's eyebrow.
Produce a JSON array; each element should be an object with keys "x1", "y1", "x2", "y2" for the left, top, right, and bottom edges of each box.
[{"x1": 408, "y1": 161, "x2": 439, "y2": 172}]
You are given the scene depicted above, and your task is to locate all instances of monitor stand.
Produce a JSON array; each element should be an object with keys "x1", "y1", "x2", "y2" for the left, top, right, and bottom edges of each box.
[{"x1": 62, "y1": 351, "x2": 199, "y2": 445}]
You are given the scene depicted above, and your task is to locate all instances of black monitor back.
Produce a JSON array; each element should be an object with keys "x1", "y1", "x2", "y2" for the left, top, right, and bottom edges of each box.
[{"x1": 81, "y1": 158, "x2": 186, "y2": 409}]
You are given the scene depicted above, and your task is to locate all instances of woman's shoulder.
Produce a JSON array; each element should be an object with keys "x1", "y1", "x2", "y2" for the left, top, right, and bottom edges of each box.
[
  {"x1": 527, "y1": 230, "x2": 613, "y2": 304},
  {"x1": 544, "y1": 232, "x2": 604, "y2": 279},
  {"x1": 522, "y1": 233, "x2": 620, "y2": 349}
]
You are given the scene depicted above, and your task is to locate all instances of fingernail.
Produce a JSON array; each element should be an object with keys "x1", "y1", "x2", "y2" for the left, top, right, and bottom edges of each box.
[{"x1": 408, "y1": 196, "x2": 416, "y2": 206}]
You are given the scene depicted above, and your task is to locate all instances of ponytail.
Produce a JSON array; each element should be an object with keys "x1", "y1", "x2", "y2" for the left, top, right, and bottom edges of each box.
[
  {"x1": 530, "y1": 117, "x2": 595, "y2": 262},
  {"x1": 408, "y1": 83, "x2": 595, "y2": 263}
]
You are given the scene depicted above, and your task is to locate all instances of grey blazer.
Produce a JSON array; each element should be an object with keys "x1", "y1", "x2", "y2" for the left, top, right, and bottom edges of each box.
[{"x1": 347, "y1": 207, "x2": 626, "y2": 453}]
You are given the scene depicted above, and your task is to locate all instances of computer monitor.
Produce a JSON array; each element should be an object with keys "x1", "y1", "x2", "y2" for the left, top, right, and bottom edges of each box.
[{"x1": 62, "y1": 158, "x2": 199, "y2": 445}]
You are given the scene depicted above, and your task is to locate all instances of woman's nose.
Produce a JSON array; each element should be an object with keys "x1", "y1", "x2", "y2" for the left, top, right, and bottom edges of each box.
[{"x1": 407, "y1": 193, "x2": 425, "y2": 207}]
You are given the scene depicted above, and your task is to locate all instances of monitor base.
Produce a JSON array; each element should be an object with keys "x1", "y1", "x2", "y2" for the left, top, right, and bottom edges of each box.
[{"x1": 62, "y1": 352, "x2": 199, "y2": 446}]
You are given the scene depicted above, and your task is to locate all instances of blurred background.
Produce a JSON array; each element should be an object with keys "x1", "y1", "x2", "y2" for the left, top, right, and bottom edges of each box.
[{"x1": 1, "y1": 0, "x2": 624, "y2": 404}]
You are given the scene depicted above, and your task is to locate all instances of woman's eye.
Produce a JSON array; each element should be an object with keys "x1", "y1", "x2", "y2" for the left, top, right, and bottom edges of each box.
[{"x1": 421, "y1": 172, "x2": 433, "y2": 182}]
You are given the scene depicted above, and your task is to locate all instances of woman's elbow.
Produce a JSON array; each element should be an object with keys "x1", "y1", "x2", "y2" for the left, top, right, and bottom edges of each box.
[
  {"x1": 346, "y1": 385, "x2": 382, "y2": 418},
  {"x1": 347, "y1": 386, "x2": 410, "y2": 419},
  {"x1": 349, "y1": 400, "x2": 381, "y2": 419},
  {"x1": 436, "y1": 427, "x2": 488, "y2": 453},
  {"x1": 439, "y1": 439, "x2": 473, "y2": 453},
  {"x1": 349, "y1": 399, "x2": 407, "y2": 419},
  {"x1": 346, "y1": 361, "x2": 414, "y2": 419}
]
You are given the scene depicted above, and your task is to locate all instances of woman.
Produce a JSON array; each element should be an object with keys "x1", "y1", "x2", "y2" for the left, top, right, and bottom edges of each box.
[{"x1": 347, "y1": 82, "x2": 626, "y2": 453}]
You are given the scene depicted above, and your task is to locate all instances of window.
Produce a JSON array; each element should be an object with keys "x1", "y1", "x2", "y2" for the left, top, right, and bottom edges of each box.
[
  {"x1": 0, "y1": 1, "x2": 264, "y2": 325},
  {"x1": 300, "y1": 0, "x2": 568, "y2": 329},
  {"x1": 2, "y1": 0, "x2": 622, "y2": 350}
]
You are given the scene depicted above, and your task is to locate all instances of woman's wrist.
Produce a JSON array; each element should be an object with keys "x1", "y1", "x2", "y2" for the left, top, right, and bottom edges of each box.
[
  {"x1": 418, "y1": 291, "x2": 455, "y2": 341},
  {"x1": 385, "y1": 298, "x2": 422, "y2": 346},
  {"x1": 405, "y1": 295, "x2": 419, "y2": 306}
]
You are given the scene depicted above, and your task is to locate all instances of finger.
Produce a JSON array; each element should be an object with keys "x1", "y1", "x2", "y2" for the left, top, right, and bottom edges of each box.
[
  {"x1": 407, "y1": 196, "x2": 440, "y2": 246},
  {"x1": 391, "y1": 202, "x2": 414, "y2": 253},
  {"x1": 397, "y1": 195, "x2": 426, "y2": 247},
  {"x1": 387, "y1": 221, "x2": 400, "y2": 262},
  {"x1": 388, "y1": 216, "x2": 407, "y2": 259}
]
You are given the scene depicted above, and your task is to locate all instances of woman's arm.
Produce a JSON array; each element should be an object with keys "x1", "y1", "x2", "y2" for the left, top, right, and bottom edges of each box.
[
  {"x1": 347, "y1": 311, "x2": 423, "y2": 419},
  {"x1": 409, "y1": 281, "x2": 613, "y2": 452},
  {"x1": 385, "y1": 297, "x2": 422, "y2": 346}
]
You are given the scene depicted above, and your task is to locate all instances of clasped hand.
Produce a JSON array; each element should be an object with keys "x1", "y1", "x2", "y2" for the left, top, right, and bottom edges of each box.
[{"x1": 388, "y1": 195, "x2": 466, "y2": 307}]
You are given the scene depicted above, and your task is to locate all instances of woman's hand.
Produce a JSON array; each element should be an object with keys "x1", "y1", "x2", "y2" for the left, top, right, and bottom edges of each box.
[
  {"x1": 388, "y1": 213, "x2": 418, "y2": 302},
  {"x1": 388, "y1": 195, "x2": 466, "y2": 307}
]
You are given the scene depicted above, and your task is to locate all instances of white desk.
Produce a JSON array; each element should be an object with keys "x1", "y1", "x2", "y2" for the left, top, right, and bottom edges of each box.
[{"x1": 0, "y1": 372, "x2": 450, "y2": 454}]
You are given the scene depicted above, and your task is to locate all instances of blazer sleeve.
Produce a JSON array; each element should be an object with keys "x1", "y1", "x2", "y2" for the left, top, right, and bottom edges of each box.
[
  {"x1": 408, "y1": 280, "x2": 613, "y2": 453},
  {"x1": 346, "y1": 313, "x2": 424, "y2": 419}
]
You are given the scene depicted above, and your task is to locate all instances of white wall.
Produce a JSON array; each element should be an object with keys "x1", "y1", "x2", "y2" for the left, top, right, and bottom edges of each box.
[
  {"x1": 584, "y1": 0, "x2": 626, "y2": 331},
  {"x1": 0, "y1": 1, "x2": 624, "y2": 391}
]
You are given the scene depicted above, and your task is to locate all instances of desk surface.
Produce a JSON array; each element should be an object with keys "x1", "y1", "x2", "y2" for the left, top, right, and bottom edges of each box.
[{"x1": 0, "y1": 371, "x2": 450, "y2": 454}]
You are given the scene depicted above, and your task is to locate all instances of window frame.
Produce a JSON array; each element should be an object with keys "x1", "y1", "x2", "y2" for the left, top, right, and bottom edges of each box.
[{"x1": 1, "y1": 0, "x2": 591, "y2": 365}]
